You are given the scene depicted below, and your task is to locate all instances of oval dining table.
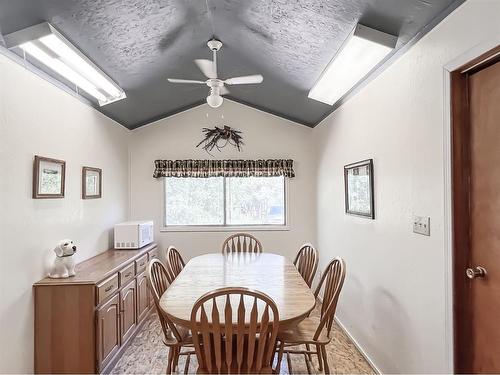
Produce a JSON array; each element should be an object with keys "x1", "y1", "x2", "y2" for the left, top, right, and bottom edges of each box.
[{"x1": 159, "y1": 252, "x2": 316, "y2": 329}]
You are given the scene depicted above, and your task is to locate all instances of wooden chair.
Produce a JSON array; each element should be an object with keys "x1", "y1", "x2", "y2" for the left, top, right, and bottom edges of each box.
[
  {"x1": 293, "y1": 244, "x2": 319, "y2": 288},
  {"x1": 276, "y1": 257, "x2": 346, "y2": 374},
  {"x1": 165, "y1": 245, "x2": 186, "y2": 283},
  {"x1": 146, "y1": 258, "x2": 194, "y2": 374},
  {"x1": 190, "y1": 287, "x2": 280, "y2": 374},
  {"x1": 222, "y1": 233, "x2": 262, "y2": 254}
]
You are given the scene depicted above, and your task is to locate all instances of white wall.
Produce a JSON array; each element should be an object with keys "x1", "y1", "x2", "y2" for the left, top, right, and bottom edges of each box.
[
  {"x1": 313, "y1": 0, "x2": 500, "y2": 373},
  {"x1": 0, "y1": 52, "x2": 130, "y2": 373},
  {"x1": 129, "y1": 100, "x2": 316, "y2": 261},
  {"x1": 2, "y1": 0, "x2": 498, "y2": 372}
]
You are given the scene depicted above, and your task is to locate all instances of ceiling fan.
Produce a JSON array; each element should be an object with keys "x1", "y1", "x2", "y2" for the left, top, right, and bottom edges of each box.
[{"x1": 167, "y1": 39, "x2": 263, "y2": 108}]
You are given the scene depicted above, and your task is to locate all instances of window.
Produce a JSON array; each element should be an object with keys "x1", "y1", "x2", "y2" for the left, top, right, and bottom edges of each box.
[{"x1": 164, "y1": 176, "x2": 287, "y2": 229}]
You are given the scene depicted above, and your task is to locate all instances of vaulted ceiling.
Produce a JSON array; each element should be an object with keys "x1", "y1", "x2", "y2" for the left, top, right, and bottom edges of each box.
[{"x1": 0, "y1": 0, "x2": 463, "y2": 129}]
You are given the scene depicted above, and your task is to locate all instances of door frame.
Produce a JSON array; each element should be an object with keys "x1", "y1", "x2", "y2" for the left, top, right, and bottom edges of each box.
[{"x1": 444, "y1": 42, "x2": 500, "y2": 373}]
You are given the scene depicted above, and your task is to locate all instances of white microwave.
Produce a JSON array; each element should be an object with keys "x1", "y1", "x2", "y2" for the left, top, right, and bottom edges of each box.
[{"x1": 114, "y1": 221, "x2": 154, "y2": 249}]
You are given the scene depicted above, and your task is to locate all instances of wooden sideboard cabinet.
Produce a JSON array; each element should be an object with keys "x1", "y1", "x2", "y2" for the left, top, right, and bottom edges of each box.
[{"x1": 34, "y1": 243, "x2": 159, "y2": 374}]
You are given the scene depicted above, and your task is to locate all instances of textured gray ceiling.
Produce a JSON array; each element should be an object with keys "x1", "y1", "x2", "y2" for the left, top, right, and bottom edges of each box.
[{"x1": 0, "y1": 0, "x2": 463, "y2": 129}]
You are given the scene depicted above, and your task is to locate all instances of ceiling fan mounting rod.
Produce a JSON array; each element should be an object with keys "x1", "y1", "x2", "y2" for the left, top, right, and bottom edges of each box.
[
  {"x1": 207, "y1": 39, "x2": 222, "y2": 78},
  {"x1": 213, "y1": 49, "x2": 218, "y2": 78}
]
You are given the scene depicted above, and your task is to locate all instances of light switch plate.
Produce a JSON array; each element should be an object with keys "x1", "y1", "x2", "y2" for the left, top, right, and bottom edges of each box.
[{"x1": 413, "y1": 215, "x2": 430, "y2": 236}]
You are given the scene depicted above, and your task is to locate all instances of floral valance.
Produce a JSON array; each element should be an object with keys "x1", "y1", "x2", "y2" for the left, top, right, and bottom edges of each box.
[{"x1": 153, "y1": 159, "x2": 295, "y2": 178}]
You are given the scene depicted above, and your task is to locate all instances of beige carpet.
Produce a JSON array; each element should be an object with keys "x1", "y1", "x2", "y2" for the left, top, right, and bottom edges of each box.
[{"x1": 111, "y1": 309, "x2": 374, "y2": 374}]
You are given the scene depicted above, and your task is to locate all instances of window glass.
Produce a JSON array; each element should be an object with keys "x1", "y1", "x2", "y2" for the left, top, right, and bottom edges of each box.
[
  {"x1": 226, "y1": 176, "x2": 285, "y2": 225},
  {"x1": 165, "y1": 177, "x2": 224, "y2": 226}
]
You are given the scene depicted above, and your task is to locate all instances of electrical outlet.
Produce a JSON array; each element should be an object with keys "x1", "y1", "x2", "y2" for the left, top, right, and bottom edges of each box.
[{"x1": 413, "y1": 215, "x2": 430, "y2": 236}]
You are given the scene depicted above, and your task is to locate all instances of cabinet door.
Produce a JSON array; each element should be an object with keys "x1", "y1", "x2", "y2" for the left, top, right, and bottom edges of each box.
[
  {"x1": 96, "y1": 293, "x2": 120, "y2": 370},
  {"x1": 120, "y1": 279, "x2": 137, "y2": 344},
  {"x1": 136, "y1": 271, "x2": 150, "y2": 322}
]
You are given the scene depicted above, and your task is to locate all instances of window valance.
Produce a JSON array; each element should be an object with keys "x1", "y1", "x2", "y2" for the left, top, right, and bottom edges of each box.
[{"x1": 153, "y1": 159, "x2": 295, "y2": 178}]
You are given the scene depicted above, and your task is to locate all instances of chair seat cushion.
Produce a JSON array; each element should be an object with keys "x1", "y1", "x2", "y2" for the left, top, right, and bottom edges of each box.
[{"x1": 278, "y1": 317, "x2": 330, "y2": 345}]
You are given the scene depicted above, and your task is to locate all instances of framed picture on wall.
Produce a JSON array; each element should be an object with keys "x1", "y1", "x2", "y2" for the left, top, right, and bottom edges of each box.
[
  {"x1": 344, "y1": 159, "x2": 374, "y2": 219},
  {"x1": 82, "y1": 166, "x2": 102, "y2": 199},
  {"x1": 33, "y1": 155, "x2": 66, "y2": 199}
]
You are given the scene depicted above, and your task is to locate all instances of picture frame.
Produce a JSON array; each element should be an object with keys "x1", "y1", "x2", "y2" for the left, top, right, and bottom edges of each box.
[
  {"x1": 82, "y1": 166, "x2": 102, "y2": 199},
  {"x1": 33, "y1": 155, "x2": 66, "y2": 199},
  {"x1": 344, "y1": 159, "x2": 375, "y2": 219}
]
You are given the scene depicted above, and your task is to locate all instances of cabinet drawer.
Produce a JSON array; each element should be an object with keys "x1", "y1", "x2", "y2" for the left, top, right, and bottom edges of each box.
[
  {"x1": 149, "y1": 247, "x2": 159, "y2": 260},
  {"x1": 97, "y1": 274, "x2": 119, "y2": 304},
  {"x1": 119, "y1": 263, "x2": 135, "y2": 286},
  {"x1": 135, "y1": 254, "x2": 148, "y2": 274}
]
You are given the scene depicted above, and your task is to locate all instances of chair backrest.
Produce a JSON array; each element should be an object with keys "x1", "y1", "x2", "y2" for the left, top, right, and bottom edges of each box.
[
  {"x1": 293, "y1": 243, "x2": 319, "y2": 287},
  {"x1": 165, "y1": 246, "x2": 185, "y2": 283},
  {"x1": 146, "y1": 258, "x2": 184, "y2": 342},
  {"x1": 222, "y1": 233, "x2": 262, "y2": 254},
  {"x1": 190, "y1": 287, "x2": 279, "y2": 374},
  {"x1": 313, "y1": 257, "x2": 346, "y2": 340}
]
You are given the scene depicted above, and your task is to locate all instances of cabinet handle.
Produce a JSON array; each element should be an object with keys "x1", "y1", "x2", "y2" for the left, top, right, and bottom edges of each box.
[
  {"x1": 104, "y1": 285, "x2": 114, "y2": 292},
  {"x1": 139, "y1": 262, "x2": 145, "y2": 267},
  {"x1": 124, "y1": 272, "x2": 132, "y2": 278}
]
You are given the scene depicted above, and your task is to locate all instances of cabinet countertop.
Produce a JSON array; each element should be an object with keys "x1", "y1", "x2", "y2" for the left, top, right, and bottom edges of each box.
[{"x1": 34, "y1": 243, "x2": 158, "y2": 286}]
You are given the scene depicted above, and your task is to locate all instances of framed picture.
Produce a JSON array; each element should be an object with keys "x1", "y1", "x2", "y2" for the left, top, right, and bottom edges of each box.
[
  {"x1": 33, "y1": 156, "x2": 66, "y2": 199},
  {"x1": 344, "y1": 159, "x2": 374, "y2": 219},
  {"x1": 82, "y1": 167, "x2": 102, "y2": 199}
]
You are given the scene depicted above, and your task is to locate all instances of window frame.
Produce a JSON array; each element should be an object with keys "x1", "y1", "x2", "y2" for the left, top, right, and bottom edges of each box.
[{"x1": 161, "y1": 176, "x2": 290, "y2": 232}]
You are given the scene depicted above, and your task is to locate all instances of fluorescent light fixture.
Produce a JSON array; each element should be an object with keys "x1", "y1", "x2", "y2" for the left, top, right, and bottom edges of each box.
[
  {"x1": 308, "y1": 24, "x2": 397, "y2": 105},
  {"x1": 4, "y1": 22, "x2": 125, "y2": 106}
]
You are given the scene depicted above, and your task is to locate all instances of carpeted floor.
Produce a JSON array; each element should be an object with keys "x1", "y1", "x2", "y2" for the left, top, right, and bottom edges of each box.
[{"x1": 111, "y1": 308, "x2": 374, "y2": 374}]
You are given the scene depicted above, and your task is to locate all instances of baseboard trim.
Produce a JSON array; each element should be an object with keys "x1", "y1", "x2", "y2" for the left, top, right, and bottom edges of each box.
[
  {"x1": 334, "y1": 316, "x2": 382, "y2": 374},
  {"x1": 315, "y1": 296, "x2": 381, "y2": 374}
]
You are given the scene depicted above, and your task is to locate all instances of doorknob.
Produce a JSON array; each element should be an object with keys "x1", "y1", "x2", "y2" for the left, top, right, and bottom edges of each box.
[{"x1": 466, "y1": 266, "x2": 487, "y2": 279}]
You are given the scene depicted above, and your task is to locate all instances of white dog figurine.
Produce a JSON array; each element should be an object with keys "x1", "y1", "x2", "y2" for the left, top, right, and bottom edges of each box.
[{"x1": 49, "y1": 239, "x2": 77, "y2": 278}]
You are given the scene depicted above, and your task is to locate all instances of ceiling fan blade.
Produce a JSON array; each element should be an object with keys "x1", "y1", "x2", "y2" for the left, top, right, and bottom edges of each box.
[
  {"x1": 220, "y1": 86, "x2": 230, "y2": 96},
  {"x1": 225, "y1": 74, "x2": 263, "y2": 85},
  {"x1": 167, "y1": 78, "x2": 206, "y2": 84},
  {"x1": 195, "y1": 59, "x2": 216, "y2": 79}
]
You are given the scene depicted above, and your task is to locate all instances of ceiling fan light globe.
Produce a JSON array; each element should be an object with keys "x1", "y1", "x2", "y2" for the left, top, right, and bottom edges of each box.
[{"x1": 206, "y1": 94, "x2": 223, "y2": 108}]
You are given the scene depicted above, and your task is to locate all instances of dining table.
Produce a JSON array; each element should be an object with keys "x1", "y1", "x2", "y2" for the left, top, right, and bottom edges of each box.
[{"x1": 159, "y1": 252, "x2": 316, "y2": 329}]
